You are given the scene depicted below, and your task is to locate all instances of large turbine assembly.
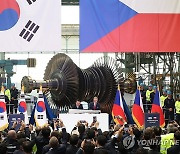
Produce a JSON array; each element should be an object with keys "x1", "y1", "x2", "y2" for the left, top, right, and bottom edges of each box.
[{"x1": 22, "y1": 53, "x2": 136, "y2": 113}]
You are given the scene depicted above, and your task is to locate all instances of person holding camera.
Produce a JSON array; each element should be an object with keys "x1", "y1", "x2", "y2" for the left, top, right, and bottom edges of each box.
[{"x1": 53, "y1": 119, "x2": 66, "y2": 133}]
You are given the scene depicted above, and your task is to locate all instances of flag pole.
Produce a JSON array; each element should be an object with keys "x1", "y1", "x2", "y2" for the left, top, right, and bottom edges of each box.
[
  {"x1": 118, "y1": 84, "x2": 120, "y2": 91},
  {"x1": 40, "y1": 83, "x2": 42, "y2": 92},
  {"x1": 138, "y1": 85, "x2": 141, "y2": 91},
  {"x1": 157, "y1": 84, "x2": 159, "y2": 91},
  {"x1": 1, "y1": 82, "x2": 4, "y2": 93},
  {"x1": 21, "y1": 84, "x2": 24, "y2": 93}
]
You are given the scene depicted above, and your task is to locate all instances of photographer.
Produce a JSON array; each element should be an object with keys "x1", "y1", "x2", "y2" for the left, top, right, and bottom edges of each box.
[
  {"x1": 53, "y1": 119, "x2": 65, "y2": 131},
  {"x1": 105, "y1": 124, "x2": 124, "y2": 154},
  {"x1": 71, "y1": 120, "x2": 89, "y2": 140}
]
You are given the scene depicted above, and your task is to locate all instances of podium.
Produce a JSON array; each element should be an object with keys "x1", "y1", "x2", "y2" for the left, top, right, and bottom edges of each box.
[
  {"x1": 59, "y1": 112, "x2": 109, "y2": 133},
  {"x1": 68, "y1": 109, "x2": 101, "y2": 114},
  {"x1": 145, "y1": 113, "x2": 160, "y2": 128}
]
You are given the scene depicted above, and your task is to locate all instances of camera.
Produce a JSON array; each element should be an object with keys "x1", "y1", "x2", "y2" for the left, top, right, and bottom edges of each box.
[
  {"x1": 93, "y1": 116, "x2": 97, "y2": 123},
  {"x1": 85, "y1": 139, "x2": 92, "y2": 142},
  {"x1": 124, "y1": 124, "x2": 129, "y2": 132},
  {"x1": 80, "y1": 120, "x2": 86, "y2": 123}
]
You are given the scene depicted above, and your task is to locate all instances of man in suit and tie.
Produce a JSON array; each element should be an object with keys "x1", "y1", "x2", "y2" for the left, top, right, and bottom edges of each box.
[
  {"x1": 89, "y1": 96, "x2": 101, "y2": 110},
  {"x1": 72, "y1": 100, "x2": 83, "y2": 109}
]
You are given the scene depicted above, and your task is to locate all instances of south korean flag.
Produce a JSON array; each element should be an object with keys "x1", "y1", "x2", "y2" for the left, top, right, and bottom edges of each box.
[{"x1": 0, "y1": 0, "x2": 61, "y2": 52}]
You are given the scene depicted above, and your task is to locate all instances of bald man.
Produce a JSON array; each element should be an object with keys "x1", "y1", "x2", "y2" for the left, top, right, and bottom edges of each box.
[
  {"x1": 8, "y1": 130, "x2": 17, "y2": 139},
  {"x1": 3, "y1": 130, "x2": 19, "y2": 153}
]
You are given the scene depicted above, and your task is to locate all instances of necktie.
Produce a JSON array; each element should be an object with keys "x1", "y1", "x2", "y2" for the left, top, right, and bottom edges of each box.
[{"x1": 94, "y1": 105, "x2": 96, "y2": 110}]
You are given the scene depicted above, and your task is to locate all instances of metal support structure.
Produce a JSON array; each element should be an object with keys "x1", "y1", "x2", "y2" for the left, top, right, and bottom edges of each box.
[
  {"x1": 62, "y1": 24, "x2": 79, "y2": 53},
  {"x1": 0, "y1": 58, "x2": 36, "y2": 89},
  {"x1": 140, "y1": 53, "x2": 179, "y2": 95},
  {"x1": 153, "y1": 53, "x2": 157, "y2": 85},
  {"x1": 115, "y1": 52, "x2": 179, "y2": 96}
]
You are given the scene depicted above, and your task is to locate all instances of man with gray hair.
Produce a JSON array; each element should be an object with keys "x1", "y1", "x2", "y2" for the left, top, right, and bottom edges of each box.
[
  {"x1": 45, "y1": 136, "x2": 66, "y2": 154},
  {"x1": 2, "y1": 130, "x2": 19, "y2": 154}
]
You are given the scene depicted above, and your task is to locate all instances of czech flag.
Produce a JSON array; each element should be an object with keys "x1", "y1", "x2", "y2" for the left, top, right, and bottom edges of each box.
[
  {"x1": 34, "y1": 88, "x2": 48, "y2": 127},
  {"x1": 112, "y1": 86, "x2": 126, "y2": 125},
  {"x1": 132, "y1": 89, "x2": 144, "y2": 129},
  {"x1": 80, "y1": 0, "x2": 180, "y2": 52},
  {"x1": 122, "y1": 97, "x2": 135, "y2": 124},
  {"x1": 18, "y1": 86, "x2": 29, "y2": 125},
  {"x1": 151, "y1": 89, "x2": 165, "y2": 128},
  {"x1": 0, "y1": 86, "x2": 8, "y2": 131}
]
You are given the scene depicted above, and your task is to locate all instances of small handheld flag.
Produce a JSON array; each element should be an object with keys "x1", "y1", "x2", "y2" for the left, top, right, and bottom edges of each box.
[
  {"x1": 151, "y1": 87, "x2": 165, "y2": 128},
  {"x1": 132, "y1": 88, "x2": 144, "y2": 129},
  {"x1": 112, "y1": 85, "x2": 127, "y2": 125},
  {"x1": 0, "y1": 85, "x2": 8, "y2": 131},
  {"x1": 34, "y1": 84, "x2": 48, "y2": 127},
  {"x1": 18, "y1": 85, "x2": 29, "y2": 124}
]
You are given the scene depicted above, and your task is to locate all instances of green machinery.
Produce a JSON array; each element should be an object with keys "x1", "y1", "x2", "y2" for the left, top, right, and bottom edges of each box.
[{"x1": 0, "y1": 58, "x2": 36, "y2": 89}]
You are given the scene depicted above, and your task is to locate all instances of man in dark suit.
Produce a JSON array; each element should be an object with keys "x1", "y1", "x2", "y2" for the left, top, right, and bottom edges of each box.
[
  {"x1": 10, "y1": 83, "x2": 18, "y2": 113},
  {"x1": 66, "y1": 134, "x2": 79, "y2": 154},
  {"x1": 72, "y1": 100, "x2": 83, "y2": 109},
  {"x1": 167, "y1": 130, "x2": 180, "y2": 154},
  {"x1": 46, "y1": 136, "x2": 66, "y2": 154},
  {"x1": 94, "y1": 135, "x2": 109, "y2": 154},
  {"x1": 89, "y1": 96, "x2": 101, "y2": 110},
  {"x1": 164, "y1": 91, "x2": 175, "y2": 125},
  {"x1": 34, "y1": 126, "x2": 51, "y2": 154}
]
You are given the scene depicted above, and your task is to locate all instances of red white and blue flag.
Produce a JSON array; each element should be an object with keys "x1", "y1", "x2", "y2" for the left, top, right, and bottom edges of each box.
[
  {"x1": 80, "y1": 0, "x2": 180, "y2": 52},
  {"x1": 0, "y1": 86, "x2": 8, "y2": 131},
  {"x1": 132, "y1": 89, "x2": 144, "y2": 128},
  {"x1": 112, "y1": 86, "x2": 127, "y2": 125},
  {"x1": 151, "y1": 89, "x2": 165, "y2": 128},
  {"x1": 0, "y1": 0, "x2": 61, "y2": 52},
  {"x1": 18, "y1": 86, "x2": 29, "y2": 125}
]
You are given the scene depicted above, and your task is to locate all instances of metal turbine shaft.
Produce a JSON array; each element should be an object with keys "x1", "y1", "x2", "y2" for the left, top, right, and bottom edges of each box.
[{"x1": 21, "y1": 53, "x2": 136, "y2": 113}]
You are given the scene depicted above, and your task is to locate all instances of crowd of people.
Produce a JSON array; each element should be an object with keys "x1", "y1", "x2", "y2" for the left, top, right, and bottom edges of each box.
[
  {"x1": 1, "y1": 83, "x2": 180, "y2": 154},
  {"x1": 139, "y1": 83, "x2": 180, "y2": 125},
  {"x1": 0, "y1": 116, "x2": 180, "y2": 154}
]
